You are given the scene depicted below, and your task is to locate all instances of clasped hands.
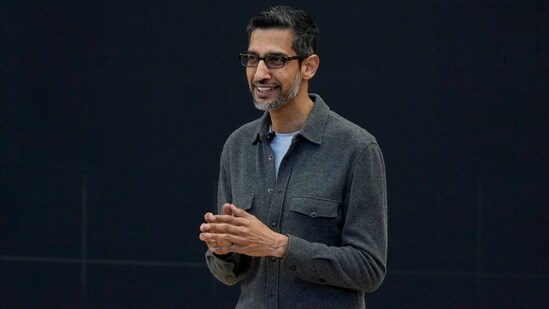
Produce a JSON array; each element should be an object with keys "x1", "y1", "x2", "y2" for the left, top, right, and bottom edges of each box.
[{"x1": 199, "y1": 203, "x2": 288, "y2": 258}]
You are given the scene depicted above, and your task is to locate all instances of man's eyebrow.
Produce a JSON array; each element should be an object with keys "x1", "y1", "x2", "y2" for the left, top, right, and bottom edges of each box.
[
  {"x1": 246, "y1": 50, "x2": 288, "y2": 57},
  {"x1": 267, "y1": 52, "x2": 287, "y2": 56}
]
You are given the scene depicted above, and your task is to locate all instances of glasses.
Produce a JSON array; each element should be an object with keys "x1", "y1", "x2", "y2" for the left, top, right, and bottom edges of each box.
[{"x1": 239, "y1": 53, "x2": 305, "y2": 69}]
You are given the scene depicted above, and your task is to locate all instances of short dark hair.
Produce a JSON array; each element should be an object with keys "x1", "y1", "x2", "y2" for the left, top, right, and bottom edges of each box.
[{"x1": 246, "y1": 5, "x2": 318, "y2": 56}]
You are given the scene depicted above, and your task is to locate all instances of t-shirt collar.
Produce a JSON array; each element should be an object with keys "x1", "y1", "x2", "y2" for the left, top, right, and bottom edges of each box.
[{"x1": 252, "y1": 93, "x2": 329, "y2": 145}]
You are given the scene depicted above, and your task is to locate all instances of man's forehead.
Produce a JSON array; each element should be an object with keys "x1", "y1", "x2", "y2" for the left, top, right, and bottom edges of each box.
[{"x1": 248, "y1": 28, "x2": 294, "y2": 54}]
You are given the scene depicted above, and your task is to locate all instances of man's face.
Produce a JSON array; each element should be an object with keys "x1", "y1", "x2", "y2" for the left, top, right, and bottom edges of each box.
[{"x1": 246, "y1": 29, "x2": 302, "y2": 111}]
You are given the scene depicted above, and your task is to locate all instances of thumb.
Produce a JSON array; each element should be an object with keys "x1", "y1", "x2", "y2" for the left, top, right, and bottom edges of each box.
[
  {"x1": 230, "y1": 204, "x2": 252, "y2": 218},
  {"x1": 222, "y1": 203, "x2": 233, "y2": 215}
]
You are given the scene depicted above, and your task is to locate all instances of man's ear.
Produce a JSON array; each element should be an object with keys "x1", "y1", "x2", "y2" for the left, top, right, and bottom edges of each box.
[{"x1": 301, "y1": 54, "x2": 319, "y2": 80}]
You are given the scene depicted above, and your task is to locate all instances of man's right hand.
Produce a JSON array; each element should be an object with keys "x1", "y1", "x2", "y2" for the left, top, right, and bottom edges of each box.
[{"x1": 199, "y1": 203, "x2": 235, "y2": 253}]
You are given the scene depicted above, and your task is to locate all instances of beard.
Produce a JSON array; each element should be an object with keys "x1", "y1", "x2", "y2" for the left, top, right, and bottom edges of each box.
[{"x1": 252, "y1": 71, "x2": 302, "y2": 111}]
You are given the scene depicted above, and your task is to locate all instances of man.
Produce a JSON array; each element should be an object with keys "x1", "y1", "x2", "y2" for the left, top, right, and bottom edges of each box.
[{"x1": 199, "y1": 5, "x2": 387, "y2": 308}]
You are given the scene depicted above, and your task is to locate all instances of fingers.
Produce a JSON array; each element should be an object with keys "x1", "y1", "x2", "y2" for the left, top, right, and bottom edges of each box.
[
  {"x1": 201, "y1": 220, "x2": 240, "y2": 234},
  {"x1": 199, "y1": 205, "x2": 254, "y2": 255},
  {"x1": 200, "y1": 231, "x2": 236, "y2": 244},
  {"x1": 229, "y1": 204, "x2": 252, "y2": 218},
  {"x1": 204, "y1": 204, "x2": 243, "y2": 223},
  {"x1": 206, "y1": 204, "x2": 252, "y2": 222},
  {"x1": 207, "y1": 213, "x2": 248, "y2": 227},
  {"x1": 222, "y1": 203, "x2": 233, "y2": 215},
  {"x1": 204, "y1": 212, "x2": 216, "y2": 223},
  {"x1": 199, "y1": 230, "x2": 241, "y2": 254},
  {"x1": 199, "y1": 230, "x2": 232, "y2": 247},
  {"x1": 208, "y1": 243, "x2": 236, "y2": 255},
  {"x1": 201, "y1": 209, "x2": 239, "y2": 254}
]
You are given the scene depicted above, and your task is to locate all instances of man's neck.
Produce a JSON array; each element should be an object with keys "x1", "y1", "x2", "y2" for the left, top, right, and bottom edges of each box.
[{"x1": 269, "y1": 93, "x2": 314, "y2": 134}]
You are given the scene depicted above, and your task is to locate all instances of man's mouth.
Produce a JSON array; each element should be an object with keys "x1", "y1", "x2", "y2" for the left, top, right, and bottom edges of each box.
[
  {"x1": 257, "y1": 86, "x2": 275, "y2": 93},
  {"x1": 254, "y1": 85, "x2": 278, "y2": 97}
]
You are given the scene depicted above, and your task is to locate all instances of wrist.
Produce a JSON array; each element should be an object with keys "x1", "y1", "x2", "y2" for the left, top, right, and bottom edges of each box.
[{"x1": 273, "y1": 234, "x2": 289, "y2": 258}]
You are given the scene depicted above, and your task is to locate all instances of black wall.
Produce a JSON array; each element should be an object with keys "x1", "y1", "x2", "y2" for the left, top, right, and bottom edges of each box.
[{"x1": 1, "y1": 1, "x2": 548, "y2": 308}]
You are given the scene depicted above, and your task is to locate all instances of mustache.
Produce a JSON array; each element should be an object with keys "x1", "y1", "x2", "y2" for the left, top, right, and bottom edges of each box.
[{"x1": 252, "y1": 81, "x2": 280, "y2": 87}]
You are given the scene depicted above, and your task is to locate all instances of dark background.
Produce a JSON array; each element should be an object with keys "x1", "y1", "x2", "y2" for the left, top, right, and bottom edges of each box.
[{"x1": 1, "y1": 1, "x2": 548, "y2": 308}]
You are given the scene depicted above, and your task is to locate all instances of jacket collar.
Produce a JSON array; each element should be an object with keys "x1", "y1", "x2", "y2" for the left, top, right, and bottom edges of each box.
[{"x1": 252, "y1": 93, "x2": 329, "y2": 145}]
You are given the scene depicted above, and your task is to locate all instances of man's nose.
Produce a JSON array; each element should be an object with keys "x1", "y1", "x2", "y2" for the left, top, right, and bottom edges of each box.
[{"x1": 253, "y1": 60, "x2": 272, "y2": 79}]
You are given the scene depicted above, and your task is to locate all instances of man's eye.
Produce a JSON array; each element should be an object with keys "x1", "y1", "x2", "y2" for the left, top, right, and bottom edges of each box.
[{"x1": 267, "y1": 56, "x2": 284, "y2": 64}]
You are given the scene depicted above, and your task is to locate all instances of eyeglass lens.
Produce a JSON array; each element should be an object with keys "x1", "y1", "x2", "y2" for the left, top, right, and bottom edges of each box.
[{"x1": 241, "y1": 55, "x2": 286, "y2": 68}]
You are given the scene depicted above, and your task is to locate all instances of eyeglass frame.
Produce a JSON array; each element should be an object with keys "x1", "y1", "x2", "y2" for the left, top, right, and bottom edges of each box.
[{"x1": 239, "y1": 53, "x2": 309, "y2": 69}]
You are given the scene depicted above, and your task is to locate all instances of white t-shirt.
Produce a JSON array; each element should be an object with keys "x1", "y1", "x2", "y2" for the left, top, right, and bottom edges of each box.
[{"x1": 270, "y1": 131, "x2": 298, "y2": 176}]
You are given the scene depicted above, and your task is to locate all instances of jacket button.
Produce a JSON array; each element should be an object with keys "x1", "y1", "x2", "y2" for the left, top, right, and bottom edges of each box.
[
  {"x1": 267, "y1": 188, "x2": 273, "y2": 193},
  {"x1": 310, "y1": 211, "x2": 317, "y2": 217}
]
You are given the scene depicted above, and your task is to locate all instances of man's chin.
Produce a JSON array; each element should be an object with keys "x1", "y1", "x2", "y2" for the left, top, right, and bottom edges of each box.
[
  {"x1": 253, "y1": 99, "x2": 272, "y2": 111},
  {"x1": 252, "y1": 95, "x2": 274, "y2": 110},
  {"x1": 253, "y1": 94, "x2": 290, "y2": 111}
]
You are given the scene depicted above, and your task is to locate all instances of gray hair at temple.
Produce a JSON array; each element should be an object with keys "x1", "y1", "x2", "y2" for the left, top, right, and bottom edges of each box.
[{"x1": 246, "y1": 5, "x2": 319, "y2": 57}]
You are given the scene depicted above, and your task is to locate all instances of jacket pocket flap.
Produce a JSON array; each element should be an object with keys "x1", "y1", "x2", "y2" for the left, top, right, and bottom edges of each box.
[
  {"x1": 290, "y1": 196, "x2": 339, "y2": 218},
  {"x1": 233, "y1": 194, "x2": 254, "y2": 211}
]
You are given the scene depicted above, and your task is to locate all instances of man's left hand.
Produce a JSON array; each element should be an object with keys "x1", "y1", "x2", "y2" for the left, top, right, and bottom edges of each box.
[{"x1": 199, "y1": 203, "x2": 288, "y2": 258}]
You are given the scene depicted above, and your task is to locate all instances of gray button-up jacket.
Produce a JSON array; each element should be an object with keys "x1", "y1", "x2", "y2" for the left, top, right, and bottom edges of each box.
[{"x1": 206, "y1": 94, "x2": 388, "y2": 309}]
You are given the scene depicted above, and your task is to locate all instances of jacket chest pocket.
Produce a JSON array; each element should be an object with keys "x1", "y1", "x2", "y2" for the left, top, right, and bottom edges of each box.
[
  {"x1": 288, "y1": 196, "x2": 341, "y2": 244},
  {"x1": 233, "y1": 194, "x2": 254, "y2": 212},
  {"x1": 232, "y1": 194, "x2": 269, "y2": 223}
]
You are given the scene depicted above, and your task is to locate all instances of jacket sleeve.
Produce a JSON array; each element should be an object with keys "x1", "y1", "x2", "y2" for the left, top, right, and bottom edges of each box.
[
  {"x1": 204, "y1": 140, "x2": 253, "y2": 286},
  {"x1": 205, "y1": 252, "x2": 252, "y2": 286},
  {"x1": 281, "y1": 142, "x2": 388, "y2": 292}
]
